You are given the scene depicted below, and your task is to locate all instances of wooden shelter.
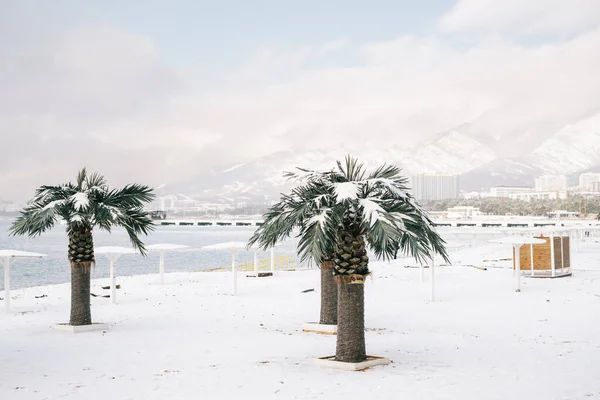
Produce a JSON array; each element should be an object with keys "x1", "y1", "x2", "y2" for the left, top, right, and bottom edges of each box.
[{"x1": 513, "y1": 231, "x2": 571, "y2": 278}]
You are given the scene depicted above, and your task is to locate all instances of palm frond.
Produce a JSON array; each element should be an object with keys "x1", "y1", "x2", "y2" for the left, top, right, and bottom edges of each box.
[
  {"x1": 103, "y1": 184, "x2": 155, "y2": 210},
  {"x1": 75, "y1": 167, "x2": 87, "y2": 190},
  {"x1": 248, "y1": 204, "x2": 296, "y2": 249},
  {"x1": 366, "y1": 218, "x2": 404, "y2": 261},
  {"x1": 367, "y1": 163, "x2": 402, "y2": 180},
  {"x1": 11, "y1": 169, "x2": 156, "y2": 257},
  {"x1": 111, "y1": 207, "x2": 155, "y2": 255},
  {"x1": 296, "y1": 208, "x2": 341, "y2": 263},
  {"x1": 250, "y1": 155, "x2": 449, "y2": 269},
  {"x1": 9, "y1": 184, "x2": 74, "y2": 237},
  {"x1": 337, "y1": 155, "x2": 365, "y2": 181}
]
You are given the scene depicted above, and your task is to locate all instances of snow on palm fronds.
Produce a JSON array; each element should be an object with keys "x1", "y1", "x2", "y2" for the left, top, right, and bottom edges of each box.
[
  {"x1": 10, "y1": 167, "x2": 156, "y2": 255},
  {"x1": 333, "y1": 182, "x2": 359, "y2": 202},
  {"x1": 71, "y1": 192, "x2": 89, "y2": 211},
  {"x1": 249, "y1": 154, "x2": 449, "y2": 265}
]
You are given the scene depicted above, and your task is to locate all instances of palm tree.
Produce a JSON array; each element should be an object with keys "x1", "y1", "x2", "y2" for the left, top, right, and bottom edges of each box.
[
  {"x1": 251, "y1": 156, "x2": 449, "y2": 363},
  {"x1": 9, "y1": 168, "x2": 155, "y2": 326},
  {"x1": 249, "y1": 179, "x2": 338, "y2": 326}
]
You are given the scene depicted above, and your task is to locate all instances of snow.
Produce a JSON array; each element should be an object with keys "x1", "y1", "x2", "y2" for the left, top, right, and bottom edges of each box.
[
  {"x1": 222, "y1": 163, "x2": 245, "y2": 173},
  {"x1": 489, "y1": 236, "x2": 546, "y2": 245},
  {"x1": 71, "y1": 192, "x2": 89, "y2": 211},
  {"x1": 367, "y1": 178, "x2": 410, "y2": 199},
  {"x1": 94, "y1": 246, "x2": 137, "y2": 255},
  {"x1": 0, "y1": 250, "x2": 47, "y2": 258},
  {"x1": 147, "y1": 244, "x2": 190, "y2": 251},
  {"x1": 333, "y1": 182, "x2": 359, "y2": 202},
  {"x1": 359, "y1": 198, "x2": 383, "y2": 226},
  {"x1": 42, "y1": 199, "x2": 65, "y2": 211},
  {"x1": 307, "y1": 209, "x2": 330, "y2": 229},
  {"x1": 201, "y1": 241, "x2": 254, "y2": 251},
  {"x1": 2, "y1": 240, "x2": 600, "y2": 399}
]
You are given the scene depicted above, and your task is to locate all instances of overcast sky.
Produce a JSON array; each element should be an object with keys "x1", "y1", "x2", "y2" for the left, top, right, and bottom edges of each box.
[{"x1": 1, "y1": 0, "x2": 600, "y2": 202}]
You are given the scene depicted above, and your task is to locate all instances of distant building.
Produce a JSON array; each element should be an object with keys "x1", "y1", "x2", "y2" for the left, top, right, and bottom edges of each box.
[
  {"x1": 446, "y1": 206, "x2": 481, "y2": 219},
  {"x1": 546, "y1": 210, "x2": 579, "y2": 219},
  {"x1": 535, "y1": 175, "x2": 567, "y2": 191},
  {"x1": 410, "y1": 174, "x2": 459, "y2": 201},
  {"x1": 509, "y1": 191, "x2": 567, "y2": 202},
  {"x1": 579, "y1": 173, "x2": 600, "y2": 191},
  {"x1": 0, "y1": 201, "x2": 19, "y2": 212},
  {"x1": 489, "y1": 186, "x2": 533, "y2": 198}
]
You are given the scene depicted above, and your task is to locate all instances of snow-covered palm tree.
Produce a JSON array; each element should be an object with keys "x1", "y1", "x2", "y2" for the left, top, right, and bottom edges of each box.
[
  {"x1": 249, "y1": 181, "x2": 339, "y2": 326},
  {"x1": 10, "y1": 168, "x2": 155, "y2": 326},
  {"x1": 250, "y1": 156, "x2": 449, "y2": 363}
]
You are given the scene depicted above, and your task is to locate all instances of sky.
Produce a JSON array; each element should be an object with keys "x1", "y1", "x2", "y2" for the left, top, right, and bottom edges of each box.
[{"x1": 1, "y1": 0, "x2": 600, "y2": 202}]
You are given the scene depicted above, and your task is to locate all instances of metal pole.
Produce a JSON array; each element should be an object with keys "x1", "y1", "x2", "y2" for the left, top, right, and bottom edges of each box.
[
  {"x1": 4, "y1": 258, "x2": 10, "y2": 313},
  {"x1": 420, "y1": 262, "x2": 424, "y2": 283},
  {"x1": 231, "y1": 251, "x2": 237, "y2": 296},
  {"x1": 159, "y1": 251, "x2": 165, "y2": 284},
  {"x1": 253, "y1": 250, "x2": 259, "y2": 276},
  {"x1": 514, "y1": 245, "x2": 522, "y2": 292},
  {"x1": 550, "y1": 234, "x2": 556, "y2": 278},
  {"x1": 110, "y1": 258, "x2": 117, "y2": 304},
  {"x1": 430, "y1": 256, "x2": 435, "y2": 302},
  {"x1": 270, "y1": 248, "x2": 275, "y2": 273},
  {"x1": 530, "y1": 244, "x2": 534, "y2": 277},
  {"x1": 560, "y1": 236, "x2": 565, "y2": 273}
]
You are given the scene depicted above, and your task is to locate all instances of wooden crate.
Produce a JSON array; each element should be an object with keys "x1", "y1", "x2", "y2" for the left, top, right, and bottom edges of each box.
[{"x1": 513, "y1": 236, "x2": 570, "y2": 272}]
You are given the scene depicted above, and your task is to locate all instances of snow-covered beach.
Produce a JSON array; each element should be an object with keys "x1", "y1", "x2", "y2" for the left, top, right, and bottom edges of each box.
[{"x1": 2, "y1": 240, "x2": 600, "y2": 400}]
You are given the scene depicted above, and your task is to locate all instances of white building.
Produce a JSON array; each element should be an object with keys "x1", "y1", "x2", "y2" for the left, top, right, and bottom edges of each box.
[
  {"x1": 410, "y1": 174, "x2": 459, "y2": 201},
  {"x1": 579, "y1": 173, "x2": 600, "y2": 191},
  {"x1": 0, "y1": 201, "x2": 19, "y2": 212},
  {"x1": 446, "y1": 206, "x2": 481, "y2": 219},
  {"x1": 535, "y1": 175, "x2": 567, "y2": 191},
  {"x1": 489, "y1": 186, "x2": 533, "y2": 198},
  {"x1": 509, "y1": 191, "x2": 567, "y2": 202}
]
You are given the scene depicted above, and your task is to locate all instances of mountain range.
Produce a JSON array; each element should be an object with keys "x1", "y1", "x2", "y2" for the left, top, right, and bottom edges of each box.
[{"x1": 160, "y1": 110, "x2": 600, "y2": 200}]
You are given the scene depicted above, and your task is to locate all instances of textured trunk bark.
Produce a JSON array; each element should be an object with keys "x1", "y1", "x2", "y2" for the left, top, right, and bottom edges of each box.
[
  {"x1": 68, "y1": 227, "x2": 94, "y2": 326},
  {"x1": 319, "y1": 261, "x2": 337, "y2": 325},
  {"x1": 70, "y1": 264, "x2": 92, "y2": 326},
  {"x1": 335, "y1": 276, "x2": 366, "y2": 362}
]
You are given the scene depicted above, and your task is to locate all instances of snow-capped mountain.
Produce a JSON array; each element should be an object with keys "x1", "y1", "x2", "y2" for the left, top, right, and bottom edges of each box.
[
  {"x1": 166, "y1": 110, "x2": 600, "y2": 198},
  {"x1": 168, "y1": 128, "x2": 495, "y2": 199},
  {"x1": 525, "y1": 112, "x2": 600, "y2": 174},
  {"x1": 461, "y1": 111, "x2": 600, "y2": 190}
]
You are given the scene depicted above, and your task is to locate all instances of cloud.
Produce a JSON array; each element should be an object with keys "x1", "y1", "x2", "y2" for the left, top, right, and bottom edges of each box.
[
  {"x1": 439, "y1": 0, "x2": 600, "y2": 36},
  {"x1": 2, "y1": 2, "x2": 600, "y2": 202},
  {"x1": 200, "y1": 28, "x2": 600, "y2": 151}
]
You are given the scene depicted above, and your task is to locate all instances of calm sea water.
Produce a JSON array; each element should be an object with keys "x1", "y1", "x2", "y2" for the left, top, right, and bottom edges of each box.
[{"x1": 0, "y1": 219, "x2": 301, "y2": 290}]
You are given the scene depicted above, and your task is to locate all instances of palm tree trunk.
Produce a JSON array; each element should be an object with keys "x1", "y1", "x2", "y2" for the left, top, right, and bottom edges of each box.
[
  {"x1": 319, "y1": 261, "x2": 337, "y2": 325},
  {"x1": 68, "y1": 226, "x2": 95, "y2": 326},
  {"x1": 335, "y1": 275, "x2": 366, "y2": 362},
  {"x1": 70, "y1": 265, "x2": 92, "y2": 325}
]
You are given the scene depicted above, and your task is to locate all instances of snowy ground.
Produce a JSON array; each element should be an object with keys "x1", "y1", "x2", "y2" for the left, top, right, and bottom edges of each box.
[{"x1": 2, "y1": 242, "x2": 600, "y2": 400}]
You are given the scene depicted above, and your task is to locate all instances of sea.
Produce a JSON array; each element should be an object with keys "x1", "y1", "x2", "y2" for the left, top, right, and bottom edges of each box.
[{"x1": 0, "y1": 219, "x2": 301, "y2": 290}]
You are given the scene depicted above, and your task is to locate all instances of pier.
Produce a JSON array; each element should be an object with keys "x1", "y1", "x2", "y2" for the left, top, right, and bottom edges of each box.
[{"x1": 157, "y1": 218, "x2": 600, "y2": 228}]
